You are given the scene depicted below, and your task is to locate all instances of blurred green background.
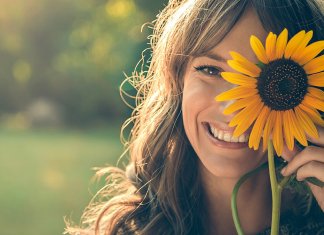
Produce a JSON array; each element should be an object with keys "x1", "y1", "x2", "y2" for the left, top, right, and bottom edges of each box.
[{"x1": 0, "y1": 0, "x2": 166, "y2": 234}]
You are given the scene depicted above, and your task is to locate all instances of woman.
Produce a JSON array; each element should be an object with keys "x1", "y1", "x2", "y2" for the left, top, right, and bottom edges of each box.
[{"x1": 66, "y1": 0, "x2": 324, "y2": 234}]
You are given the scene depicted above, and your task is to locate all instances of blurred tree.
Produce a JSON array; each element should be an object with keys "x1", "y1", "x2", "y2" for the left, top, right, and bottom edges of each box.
[{"x1": 0, "y1": 0, "x2": 167, "y2": 127}]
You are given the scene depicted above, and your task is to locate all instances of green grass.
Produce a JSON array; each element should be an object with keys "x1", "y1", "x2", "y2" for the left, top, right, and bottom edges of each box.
[{"x1": 0, "y1": 127, "x2": 124, "y2": 235}]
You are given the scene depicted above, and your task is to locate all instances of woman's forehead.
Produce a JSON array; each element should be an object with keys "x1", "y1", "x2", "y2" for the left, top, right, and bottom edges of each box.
[{"x1": 203, "y1": 6, "x2": 267, "y2": 62}]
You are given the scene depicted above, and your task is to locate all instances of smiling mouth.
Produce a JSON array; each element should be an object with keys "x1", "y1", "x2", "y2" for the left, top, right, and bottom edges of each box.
[{"x1": 206, "y1": 122, "x2": 250, "y2": 143}]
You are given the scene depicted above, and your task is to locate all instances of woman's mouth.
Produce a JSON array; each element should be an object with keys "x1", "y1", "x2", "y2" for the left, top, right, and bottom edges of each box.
[
  {"x1": 208, "y1": 123, "x2": 249, "y2": 143},
  {"x1": 203, "y1": 122, "x2": 250, "y2": 149}
]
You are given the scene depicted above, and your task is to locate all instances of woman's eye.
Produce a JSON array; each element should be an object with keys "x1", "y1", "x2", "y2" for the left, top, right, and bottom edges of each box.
[{"x1": 194, "y1": 65, "x2": 221, "y2": 77}]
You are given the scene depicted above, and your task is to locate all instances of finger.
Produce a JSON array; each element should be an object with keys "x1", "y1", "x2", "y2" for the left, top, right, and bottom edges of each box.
[
  {"x1": 281, "y1": 146, "x2": 324, "y2": 176},
  {"x1": 307, "y1": 125, "x2": 324, "y2": 147},
  {"x1": 295, "y1": 161, "x2": 324, "y2": 182},
  {"x1": 281, "y1": 142, "x2": 302, "y2": 162},
  {"x1": 308, "y1": 183, "x2": 324, "y2": 210}
]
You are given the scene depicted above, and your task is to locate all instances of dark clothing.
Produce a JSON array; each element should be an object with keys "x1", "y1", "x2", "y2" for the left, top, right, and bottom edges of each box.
[{"x1": 259, "y1": 193, "x2": 324, "y2": 235}]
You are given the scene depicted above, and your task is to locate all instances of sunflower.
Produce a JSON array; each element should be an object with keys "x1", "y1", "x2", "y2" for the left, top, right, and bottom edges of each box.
[{"x1": 215, "y1": 29, "x2": 324, "y2": 156}]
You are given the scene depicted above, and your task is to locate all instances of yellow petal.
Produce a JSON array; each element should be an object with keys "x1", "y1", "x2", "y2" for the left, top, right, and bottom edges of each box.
[
  {"x1": 221, "y1": 72, "x2": 257, "y2": 88},
  {"x1": 295, "y1": 106, "x2": 319, "y2": 139},
  {"x1": 298, "y1": 40, "x2": 324, "y2": 65},
  {"x1": 250, "y1": 35, "x2": 269, "y2": 64},
  {"x1": 262, "y1": 110, "x2": 276, "y2": 151},
  {"x1": 308, "y1": 72, "x2": 324, "y2": 86},
  {"x1": 215, "y1": 86, "x2": 257, "y2": 101},
  {"x1": 289, "y1": 110, "x2": 308, "y2": 147},
  {"x1": 283, "y1": 111, "x2": 294, "y2": 151},
  {"x1": 228, "y1": 52, "x2": 261, "y2": 77},
  {"x1": 229, "y1": 51, "x2": 250, "y2": 62},
  {"x1": 249, "y1": 106, "x2": 270, "y2": 150},
  {"x1": 273, "y1": 111, "x2": 283, "y2": 156},
  {"x1": 303, "y1": 54, "x2": 324, "y2": 74},
  {"x1": 299, "y1": 103, "x2": 324, "y2": 127},
  {"x1": 308, "y1": 87, "x2": 324, "y2": 100},
  {"x1": 227, "y1": 60, "x2": 261, "y2": 78},
  {"x1": 291, "y1": 30, "x2": 313, "y2": 61},
  {"x1": 303, "y1": 95, "x2": 324, "y2": 112},
  {"x1": 275, "y1": 28, "x2": 288, "y2": 59},
  {"x1": 266, "y1": 32, "x2": 277, "y2": 61},
  {"x1": 284, "y1": 30, "x2": 306, "y2": 59},
  {"x1": 229, "y1": 98, "x2": 261, "y2": 127},
  {"x1": 233, "y1": 101, "x2": 264, "y2": 137},
  {"x1": 223, "y1": 95, "x2": 258, "y2": 115}
]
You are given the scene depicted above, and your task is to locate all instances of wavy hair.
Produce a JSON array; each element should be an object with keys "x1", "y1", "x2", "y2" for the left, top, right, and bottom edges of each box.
[{"x1": 65, "y1": 0, "x2": 324, "y2": 234}]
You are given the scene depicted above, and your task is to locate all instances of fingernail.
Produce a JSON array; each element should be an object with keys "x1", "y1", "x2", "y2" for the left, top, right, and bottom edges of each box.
[{"x1": 281, "y1": 167, "x2": 287, "y2": 176}]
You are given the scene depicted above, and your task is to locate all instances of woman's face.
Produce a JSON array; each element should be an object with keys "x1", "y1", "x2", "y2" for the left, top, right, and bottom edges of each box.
[{"x1": 182, "y1": 7, "x2": 269, "y2": 178}]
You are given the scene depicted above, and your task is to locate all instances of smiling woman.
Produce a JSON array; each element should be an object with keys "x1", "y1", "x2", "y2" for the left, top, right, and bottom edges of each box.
[
  {"x1": 182, "y1": 7, "x2": 269, "y2": 180},
  {"x1": 66, "y1": 0, "x2": 324, "y2": 234}
]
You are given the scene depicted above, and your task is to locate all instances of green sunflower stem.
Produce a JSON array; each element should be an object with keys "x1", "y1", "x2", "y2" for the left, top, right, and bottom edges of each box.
[
  {"x1": 306, "y1": 177, "x2": 324, "y2": 187},
  {"x1": 231, "y1": 162, "x2": 268, "y2": 235},
  {"x1": 268, "y1": 140, "x2": 291, "y2": 235},
  {"x1": 231, "y1": 141, "x2": 293, "y2": 235}
]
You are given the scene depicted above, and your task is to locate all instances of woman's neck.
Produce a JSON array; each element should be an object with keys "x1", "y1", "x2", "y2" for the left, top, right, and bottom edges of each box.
[{"x1": 199, "y1": 164, "x2": 272, "y2": 235}]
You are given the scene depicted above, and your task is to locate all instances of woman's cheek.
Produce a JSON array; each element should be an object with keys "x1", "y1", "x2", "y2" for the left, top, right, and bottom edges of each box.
[{"x1": 182, "y1": 77, "x2": 209, "y2": 144}]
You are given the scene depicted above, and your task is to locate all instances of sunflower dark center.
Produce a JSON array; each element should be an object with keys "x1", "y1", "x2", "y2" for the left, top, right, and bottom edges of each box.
[{"x1": 257, "y1": 59, "x2": 308, "y2": 110}]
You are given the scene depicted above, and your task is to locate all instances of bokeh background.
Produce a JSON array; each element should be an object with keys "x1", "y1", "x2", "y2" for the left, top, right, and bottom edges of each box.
[{"x1": 0, "y1": 0, "x2": 166, "y2": 234}]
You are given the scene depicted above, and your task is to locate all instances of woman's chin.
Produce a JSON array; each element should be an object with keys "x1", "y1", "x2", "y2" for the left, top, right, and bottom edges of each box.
[{"x1": 197, "y1": 151, "x2": 267, "y2": 178}]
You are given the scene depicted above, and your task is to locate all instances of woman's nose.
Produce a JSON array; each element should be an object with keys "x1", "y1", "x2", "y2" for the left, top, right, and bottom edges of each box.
[
  {"x1": 215, "y1": 82, "x2": 238, "y2": 121},
  {"x1": 217, "y1": 98, "x2": 238, "y2": 123}
]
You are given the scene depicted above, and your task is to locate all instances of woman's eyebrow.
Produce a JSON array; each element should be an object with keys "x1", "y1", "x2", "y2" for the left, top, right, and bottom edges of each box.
[{"x1": 198, "y1": 52, "x2": 227, "y2": 63}]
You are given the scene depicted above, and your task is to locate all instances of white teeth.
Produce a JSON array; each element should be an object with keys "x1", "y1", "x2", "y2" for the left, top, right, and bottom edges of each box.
[
  {"x1": 223, "y1": 133, "x2": 231, "y2": 142},
  {"x1": 218, "y1": 130, "x2": 224, "y2": 140},
  {"x1": 211, "y1": 127, "x2": 218, "y2": 137},
  {"x1": 209, "y1": 124, "x2": 249, "y2": 143},
  {"x1": 239, "y1": 134, "x2": 249, "y2": 142},
  {"x1": 230, "y1": 136, "x2": 239, "y2": 143},
  {"x1": 214, "y1": 128, "x2": 218, "y2": 137}
]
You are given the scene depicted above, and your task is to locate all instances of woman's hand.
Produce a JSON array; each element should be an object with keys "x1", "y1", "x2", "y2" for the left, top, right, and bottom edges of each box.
[{"x1": 281, "y1": 126, "x2": 324, "y2": 211}]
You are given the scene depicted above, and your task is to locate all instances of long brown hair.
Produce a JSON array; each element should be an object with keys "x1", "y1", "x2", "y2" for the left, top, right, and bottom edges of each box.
[{"x1": 65, "y1": 0, "x2": 324, "y2": 234}]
